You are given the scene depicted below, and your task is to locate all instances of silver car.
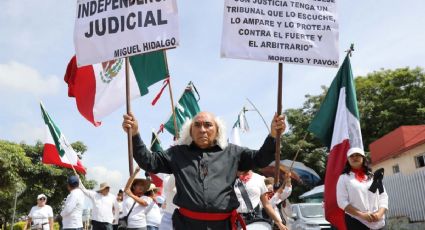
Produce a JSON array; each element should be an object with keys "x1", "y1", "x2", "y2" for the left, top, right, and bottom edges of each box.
[{"x1": 288, "y1": 203, "x2": 331, "y2": 230}]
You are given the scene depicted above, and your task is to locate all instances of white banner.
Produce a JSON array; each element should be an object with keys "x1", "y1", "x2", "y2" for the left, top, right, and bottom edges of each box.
[
  {"x1": 221, "y1": 0, "x2": 339, "y2": 67},
  {"x1": 74, "y1": 0, "x2": 179, "y2": 67}
]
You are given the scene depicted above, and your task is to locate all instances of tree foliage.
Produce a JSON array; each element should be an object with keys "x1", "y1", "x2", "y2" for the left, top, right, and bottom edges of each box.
[
  {"x1": 356, "y1": 67, "x2": 425, "y2": 149},
  {"x1": 0, "y1": 140, "x2": 95, "y2": 227},
  {"x1": 0, "y1": 141, "x2": 31, "y2": 223}
]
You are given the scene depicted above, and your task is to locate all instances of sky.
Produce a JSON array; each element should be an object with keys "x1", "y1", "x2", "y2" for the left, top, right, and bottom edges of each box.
[{"x1": 1, "y1": 0, "x2": 424, "y2": 194}]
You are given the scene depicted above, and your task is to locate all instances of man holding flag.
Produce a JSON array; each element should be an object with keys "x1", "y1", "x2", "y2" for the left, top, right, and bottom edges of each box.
[
  {"x1": 123, "y1": 111, "x2": 287, "y2": 230},
  {"x1": 61, "y1": 176, "x2": 85, "y2": 230}
]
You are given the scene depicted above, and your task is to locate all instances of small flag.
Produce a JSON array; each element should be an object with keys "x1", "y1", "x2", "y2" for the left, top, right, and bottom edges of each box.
[
  {"x1": 164, "y1": 82, "x2": 201, "y2": 136},
  {"x1": 238, "y1": 107, "x2": 250, "y2": 132},
  {"x1": 41, "y1": 102, "x2": 86, "y2": 174},
  {"x1": 149, "y1": 131, "x2": 166, "y2": 195},
  {"x1": 230, "y1": 107, "x2": 250, "y2": 145}
]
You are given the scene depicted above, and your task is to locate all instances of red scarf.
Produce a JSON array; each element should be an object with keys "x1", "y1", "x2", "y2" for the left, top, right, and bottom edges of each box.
[
  {"x1": 265, "y1": 191, "x2": 274, "y2": 200},
  {"x1": 238, "y1": 171, "x2": 252, "y2": 183},
  {"x1": 351, "y1": 168, "x2": 367, "y2": 182}
]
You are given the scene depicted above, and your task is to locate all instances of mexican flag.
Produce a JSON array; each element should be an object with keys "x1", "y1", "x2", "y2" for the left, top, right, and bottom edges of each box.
[
  {"x1": 230, "y1": 107, "x2": 250, "y2": 145},
  {"x1": 149, "y1": 131, "x2": 166, "y2": 195},
  {"x1": 164, "y1": 82, "x2": 200, "y2": 136},
  {"x1": 65, "y1": 50, "x2": 168, "y2": 126},
  {"x1": 308, "y1": 55, "x2": 363, "y2": 230},
  {"x1": 41, "y1": 103, "x2": 86, "y2": 174}
]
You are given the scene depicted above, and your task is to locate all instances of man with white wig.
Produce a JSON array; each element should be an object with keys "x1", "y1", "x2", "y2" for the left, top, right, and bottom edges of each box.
[{"x1": 123, "y1": 111, "x2": 287, "y2": 230}]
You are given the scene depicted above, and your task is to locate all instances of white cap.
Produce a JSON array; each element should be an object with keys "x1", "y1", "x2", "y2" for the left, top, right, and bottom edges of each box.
[
  {"x1": 347, "y1": 147, "x2": 365, "y2": 157},
  {"x1": 37, "y1": 194, "x2": 47, "y2": 200}
]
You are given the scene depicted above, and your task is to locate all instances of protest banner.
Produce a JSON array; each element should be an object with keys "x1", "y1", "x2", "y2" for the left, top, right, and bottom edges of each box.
[
  {"x1": 74, "y1": 0, "x2": 179, "y2": 66},
  {"x1": 221, "y1": 0, "x2": 338, "y2": 67}
]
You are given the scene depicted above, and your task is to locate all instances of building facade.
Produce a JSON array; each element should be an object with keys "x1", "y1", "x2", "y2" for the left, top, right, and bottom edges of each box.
[{"x1": 370, "y1": 125, "x2": 425, "y2": 175}]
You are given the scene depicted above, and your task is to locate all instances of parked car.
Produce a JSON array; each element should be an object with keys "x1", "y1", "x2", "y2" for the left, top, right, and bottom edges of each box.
[{"x1": 287, "y1": 203, "x2": 331, "y2": 230}]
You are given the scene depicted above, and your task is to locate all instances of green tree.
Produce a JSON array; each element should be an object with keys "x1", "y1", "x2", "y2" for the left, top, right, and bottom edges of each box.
[
  {"x1": 0, "y1": 141, "x2": 31, "y2": 227},
  {"x1": 71, "y1": 141, "x2": 87, "y2": 158},
  {"x1": 0, "y1": 140, "x2": 95, "y2": 228},
  {"x1": 280, "y1": 93, "x2": 327, "y2": 202},
  {"x1": 356, "y1": 67, "x2": 425, "y2": 150}
]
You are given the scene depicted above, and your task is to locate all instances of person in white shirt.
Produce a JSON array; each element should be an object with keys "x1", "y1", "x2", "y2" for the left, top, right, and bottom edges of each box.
[
  {"x1": 23, "y1": 194, "x2": 54, "y2": 230},
  {"x1": 264, "y1": 172, "x2": 292, "y2": 229},
  {"x1": 234, "y1": 170, "x2": 287, "y2": 230},
  {"x1": 80, "y1": 181, "x2": 119, "y2": 230},
  {"x1": 144, "y1": 184, "x2": 162, "y2": 230},
  {"x1": 113, "y1": 190, "x2": 124, "y2": 230},
  {"x1": 158, "y1": 175, "x2": 177, "y2": 230},
  {"x1": 337, "y1": 147, "x2": 388, "y2": 230},
  {"x1": 61, "y1": 175, "x2": 85, "y2": 230},
  {"x1": 123, "y1": 167, "x2": 150, "y2": 230}
]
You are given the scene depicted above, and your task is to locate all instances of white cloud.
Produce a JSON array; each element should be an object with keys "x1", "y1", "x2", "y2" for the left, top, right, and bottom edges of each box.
[
  {"x1": 8, "y1": 122, "x2": 45, "y2": 144},
  {"x1": 86, "y1": 166, "x2": 125, "y2": 194},
  {"x1": 0, "y1": 62, "x2": 60, "y2": 96}
]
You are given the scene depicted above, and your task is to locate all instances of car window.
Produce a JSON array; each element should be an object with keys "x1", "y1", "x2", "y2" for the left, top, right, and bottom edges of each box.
[
  {"x1": 291, "y1": 206, "x2": 297, "y2": 214},
  {"x1": 299, "y1": 205, "x2": 324, "y2": 218}
]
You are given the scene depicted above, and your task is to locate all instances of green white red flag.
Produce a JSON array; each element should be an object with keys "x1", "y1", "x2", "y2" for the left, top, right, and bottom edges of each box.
[
  {"x1": 308, "y1": 55, "x2": 363, "y2": 230},
  {"x1": 163, "y1": 82, "x2": 200, "y2": 136},
  {"x1": 65, "y1": 50, "x2": 168, "y2": 126},
  {"x1": 41, "y1": 103, "x2": 86, "y2": 174}
]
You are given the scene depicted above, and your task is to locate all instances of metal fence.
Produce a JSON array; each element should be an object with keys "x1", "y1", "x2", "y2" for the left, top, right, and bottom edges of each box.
[{"x1": 383, "y1": 169, "x2": 425, "y2": 221}]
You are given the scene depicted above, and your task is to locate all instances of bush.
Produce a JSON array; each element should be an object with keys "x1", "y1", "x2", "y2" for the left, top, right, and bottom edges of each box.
[
  {"x1": 8, "y1": 221, "x2": 59, "y2": 230},
  {"x1": 53, "y1": 222, "x2": 59, "y2": 230},
  {"x1": 12, "y1": 221, "x2": 26, "y2": 230}
]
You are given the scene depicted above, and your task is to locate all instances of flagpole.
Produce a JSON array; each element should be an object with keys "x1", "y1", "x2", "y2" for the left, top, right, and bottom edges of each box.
[
  {"x1": 274, "y1": 63, "x2": 283, "y2": 189},
  {"x1": 246, "y1": 98, "x2": 270, "y2": 133},
  {"x1": 163, "y1": 50, "x2": 180, "y2": 139},
  {"x1": 61, "y1": 147, "x2": 80, "y2": 176},
  {"x1": 70, "y1": 163, "x2": 79, "y2": 176},
  {"x1": 289, "y1": 133, "x2": 308, "y2": 172},
  {"x1": 125, "y1": 57, "x2": 134, "y2": 175}
]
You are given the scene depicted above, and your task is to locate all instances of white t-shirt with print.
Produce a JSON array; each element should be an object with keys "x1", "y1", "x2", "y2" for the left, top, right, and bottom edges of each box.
[{"x1": 28, "y1": 205, "x2": 53, "y2": 230}]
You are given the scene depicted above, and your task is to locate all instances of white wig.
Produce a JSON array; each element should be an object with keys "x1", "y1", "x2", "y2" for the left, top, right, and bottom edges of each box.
[{"x1": 177, "y1": 116, "x2": 228, "y2": 149}]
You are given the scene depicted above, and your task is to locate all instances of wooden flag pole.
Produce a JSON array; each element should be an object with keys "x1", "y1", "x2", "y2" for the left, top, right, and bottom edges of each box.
[
  {"x1": 163, "y1": 51, "x2": 180, "y2": 139},
  {"x1": 274, "y1": 63, "x2": 283, "y2": 189},
  {"x1": 125, "y1": 57, "x2": 134, "y2": 176},
  {"x1": 289, "y1": 133, "x2": 309, "y2": 172}
]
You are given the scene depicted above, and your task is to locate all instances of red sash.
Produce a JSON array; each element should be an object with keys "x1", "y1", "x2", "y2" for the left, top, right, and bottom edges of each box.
[{"x1": 179, "y1": 207, "x2": 246, "y2": 230}]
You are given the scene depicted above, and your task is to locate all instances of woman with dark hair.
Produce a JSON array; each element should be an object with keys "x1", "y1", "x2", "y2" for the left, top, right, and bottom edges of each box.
[{"x1": 336, "y1": 147, "x2": 388, "y2": 230}]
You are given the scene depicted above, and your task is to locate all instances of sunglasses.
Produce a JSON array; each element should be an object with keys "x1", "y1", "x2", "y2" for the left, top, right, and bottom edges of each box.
[{"x1": 38, "y1": 198, "x2": 46, "y2": 201}]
